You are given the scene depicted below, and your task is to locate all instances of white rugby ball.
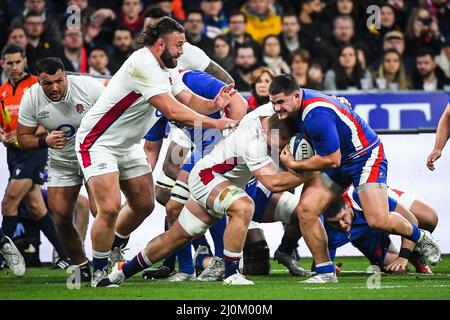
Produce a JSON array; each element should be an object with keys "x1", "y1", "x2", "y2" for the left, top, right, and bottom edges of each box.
[{"x1": 288, "y1": 133, "x2": 314, "y2": 161}]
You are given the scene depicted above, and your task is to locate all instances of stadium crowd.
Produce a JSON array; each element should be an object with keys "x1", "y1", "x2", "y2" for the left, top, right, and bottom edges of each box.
[
  {"x1": 0, "y1": 0, "x2": 450, "y2": 92},
  {"x1": 0, "y1": 0, "x2": 448, "y2": 285}
]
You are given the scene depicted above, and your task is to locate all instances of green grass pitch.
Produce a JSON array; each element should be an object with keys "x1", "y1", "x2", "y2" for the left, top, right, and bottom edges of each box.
[{"x1": 1, "y1": 255, "x2": 450, "y2": 300}]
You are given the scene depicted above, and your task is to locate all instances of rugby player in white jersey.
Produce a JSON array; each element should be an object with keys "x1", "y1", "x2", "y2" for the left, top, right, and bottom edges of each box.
[
  {"x1": 75, "y1": 17, "x2": 237, "y2": 287},
  {"x1": 108, "y1": 105, "x2": 317, "y2": 286},
  {"x1": 110, "y1": 7, "x2": 235, "y2": 262},
  {"x1": 17, "y1": 58, "x2": 104, "y2": 281}
]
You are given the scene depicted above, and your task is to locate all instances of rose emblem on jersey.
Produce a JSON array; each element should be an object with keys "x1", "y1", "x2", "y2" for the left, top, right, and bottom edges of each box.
[{"x1": 75, "y1": 104, "x2": 85, "y2": 114}]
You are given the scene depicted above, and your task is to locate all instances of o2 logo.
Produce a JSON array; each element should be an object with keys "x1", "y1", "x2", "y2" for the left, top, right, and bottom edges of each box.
[
  {"x1": 56, "y1": 124, "x2": 76, "y2": 140},
  {"x1": 155, "y1": 110, "x2": 162, "y2": 117}
]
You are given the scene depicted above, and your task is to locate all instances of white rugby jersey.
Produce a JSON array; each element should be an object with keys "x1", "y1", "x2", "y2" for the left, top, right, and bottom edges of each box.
[
  {"x1": 75, "y1": 47, "x2": 185, "y2": 167},
  {"x1": 178, "y1": 42, "x2": 210, "y2": 71},
  {"x1": 194, "y1": 104, "x2": 276, "y2": 189},
  {"x1": 18, "y1": 75, "x2": 104, "y2": 162}
]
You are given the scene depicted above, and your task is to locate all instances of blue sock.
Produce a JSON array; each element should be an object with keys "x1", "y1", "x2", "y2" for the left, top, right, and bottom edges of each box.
[
  {"x1": 224, "y1": 250, "x2": 241, "y2": 278},
  {"x1": 38, "y1": 213, "x2": 67, "y2": 259},
  {"x1": 111, "y1": 232, "x2": 130, "y2": 249},
  {"x1": 192, "y1": 236, "x2": 210, "y2": 251},
  {"x1": 277, "y1": 234, "x2": 298, "y2": 254},
  {"x1": 407, "y1": 224, "x2": 421, "y2": 242},
  {"x1": 0, "y1": 228, "x2": 7, "y2": 246},
  {"x1": 315, "y1": 261, "x2": 335, "y2": 274},
  {"x1": 176, "y1": 243, "x2": 194, "y2": 274},
  {"x1": 210, "y1": 216, "x2": 226, "y2": 258},
  {"x1": 92, "y1": 250, "x2": 110, "y2": 273},
  {"x1": 1, "y1": 216, "x2": 18, "y2": 238},
  {"x1": 122, "y1": 251, "x2": 152, "y2": 279}
]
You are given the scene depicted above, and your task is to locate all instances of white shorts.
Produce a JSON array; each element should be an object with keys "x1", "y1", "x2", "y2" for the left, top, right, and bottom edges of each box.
[
  {"x1": 77, "y1": 145, "x2": 151, "y2": 183},
  {"x1": 188, "y1": 164, "x2": 230, "y2": 218},
  {"x1": 47, "y1": 158, "x2": 84, "y2": 187},
  {"x1": 169, "y1": 124, "x2": 192, "y2": 149}
]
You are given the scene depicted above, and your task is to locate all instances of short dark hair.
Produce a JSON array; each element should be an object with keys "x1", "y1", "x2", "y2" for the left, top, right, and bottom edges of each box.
[
  {"x1": 88, "y1": 46, "x2": 107, "y2": 57},
  {"x1": 143, "y1": 6, "x2": 169, "y2": 19},
  {"x1": 228, "y1": 10, "x2": 246, "y2": 22},
  {"x1": 25, "y1": 10, "x2": 43, "y2": 20},
  {"x1": 1, "y1": 44, "x2": 25, "y2": 60},
  {"x1": 269, "y1": 74, "x2": 299, "y2": 96},
  {"x1": 186, "y1": 9, "x2": 205, "y2": 21},
  {"x1": 137, "y1": 16, "x2": 184, "y2": 46},
  {"x1": 323, "y1": 197, "x2": 349, "y2": 218},
  {"x1": 416, "y1": 47, "x2": 436, "y2": 59},
  {"x1": 36, "y1": 57, "x2": 65, "y2": 75},
  {"x1": 268, "y1": 114, "x2": 298, "y2": 141}
]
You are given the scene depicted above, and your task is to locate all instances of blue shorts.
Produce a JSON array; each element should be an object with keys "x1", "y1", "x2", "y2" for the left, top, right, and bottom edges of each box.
[
  {"x1": 7, "y1": 147, "x2": 47, "y2": 185},
  {"x1": 244, "y1": 179, "x2": 272, "y2": 223},
  {"x1": 322, "y1": 142, "x2": 388, "y2": 194},
  {"x1": 352, "y1": 229, "x2": 391, "y2": 266}
]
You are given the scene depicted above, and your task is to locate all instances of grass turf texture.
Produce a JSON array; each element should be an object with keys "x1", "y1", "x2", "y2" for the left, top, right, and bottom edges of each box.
[{"x1": 1, "y1": 255, "x2": 450, "y2": 300}]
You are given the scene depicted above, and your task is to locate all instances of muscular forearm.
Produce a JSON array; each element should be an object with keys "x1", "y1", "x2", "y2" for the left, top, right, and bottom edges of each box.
[
  {"x1": 292, "y1": 154, "x2": 340, "y2": 171},
  {"x1": 17, "y1": 133, "x2": 43, "y2": 149},
  {"x1": 265, "y1": 171, "x2": 316, "y2": 193},
  {"x1": 187, "y1": 94, "x2": 221, "y2": 115},
  {"x1": 204, "y1": 60, "x2": 234, "y2": 84}
]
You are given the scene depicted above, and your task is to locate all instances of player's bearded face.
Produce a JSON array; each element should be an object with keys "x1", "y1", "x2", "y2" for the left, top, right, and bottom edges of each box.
[
  {"x1": 40, "y1": 70, "x2": 68, "y2": 102},
  {"x1": 161, "y1": 45, "x2": 177, "y2": 69}
]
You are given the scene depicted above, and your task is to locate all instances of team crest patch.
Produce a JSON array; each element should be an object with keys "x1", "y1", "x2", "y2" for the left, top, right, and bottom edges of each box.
[{"x1": 75, "y1": 104, "x2": 85, "y2": 114}]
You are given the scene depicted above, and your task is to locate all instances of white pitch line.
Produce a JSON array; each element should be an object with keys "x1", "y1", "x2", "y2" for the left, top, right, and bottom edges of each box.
[{"x1": 271, "y1": 269, "x2": 450, "y2": 277}]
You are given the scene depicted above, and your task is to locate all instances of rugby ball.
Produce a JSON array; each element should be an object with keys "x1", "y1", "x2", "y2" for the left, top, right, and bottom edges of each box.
[{"x1": 288, "y1": 133, "x2": 314, "y2": 161}]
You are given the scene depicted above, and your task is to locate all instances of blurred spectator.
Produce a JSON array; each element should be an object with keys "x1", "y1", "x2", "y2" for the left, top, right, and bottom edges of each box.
[
  {"x1": 229, "y1": 44, "x2": 259, "y2": 91},
  {"x1": 308, "y1": 62, "x2": 325, "y2": 89},
  {"x1": 366, "y1": 4, "x2": 402, "y2": 59},
  {"x1": 318, "y1": 15, "x2": 368, "y2": 70},
  {"x1": 405, "y1": 7, "x2": 442, "y2": 57},
  {"x1": 290, "y1": 49, "x2": 322, "y2": 90},
  {"x1": 278, "y1": 13, "x2": 300, "y2": 63},
  {"x1": 261, "y1": 35, "x2": 290, "y2": 75},
  {"x1": 23, "y1": 12, "x2": 59, "y2": 64},
  {"x1": 247, "y1": 66, "x2": 276, "y2": 111},
  {"x1": 11, "y1": 0, "x2": 61, "y2": 45},
  {"x1": 57, "y1": 27, "x2": 88, "y2": 73},
  {"x1": 143, "y1": 6, "x2": 167, "y2": 26},
  {"x1": 436, "y1": 35, "x2": 450, "y2": 78},
  {"x1": 107, "y1": 27, "x2": 133, "y2": 74},
  {"x1": 151, "y1": 0, "x2": 185, "y2": 21},
  {"x1": 374, "y1": 49, "x2": 410, "y2": 91},
  {"x1": 323, "y1": 44, "x2": 373, "y2": 91},
  {"x1": 82, "y1": 7, "x2": 117, "y2": 48},
  {"x1": 212, "y1": 35, "x2": 234, "y2": 73},
  {"x1": 6, "y1": 26, "x2": 38, "y2": 76},
  {"x1": 325, "y1": 0, "x2": 363, "y2": 32},
  {"x1": 200, "y1": 0, "x2": 228, "y2": 39},
  {"x1": 427, "y1": 0, "x2": 450, "y2": 37},
  {"x1": 119, "y1": 0, "x2": 144, "y2": 36},
  {"x1": 241, "y1": 0, "x2": 282, "y2": 44},
  {"x1": 388, "y1": 0, "x2": 410, "y2": 30},
  {"x1": 88, "y1": 46, "x2": 111, "y2": 77},
  {"x1": 184, "y1": 9, "x2": 214, "y2": 58},
  {"x1": 298, "y1": 0, "x2": 328, "y2": 56},
  {"x1": 412, "y1": 47, "x2": 450, "y2": 91},
  {"x1": 66, "y1": 0, "x2": 96, "y2": 32},
  {"x1": 225, "y1": 10, "x2": 259, "y2": 51}
]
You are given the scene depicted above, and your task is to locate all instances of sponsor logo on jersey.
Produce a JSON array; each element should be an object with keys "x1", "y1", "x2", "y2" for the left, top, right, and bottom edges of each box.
[
  {"x1": 75, "y1": 104, "x2": 85, "y2": 114},
  {"x1": 15, "y1": 168, "x2": 21, "y2": 176},
  {"x1": 38, "y1": 111, "x2": 50, "y2": 119},
  {"x1": 98, "y1": 163, "x2": 107, "y2": 169}
]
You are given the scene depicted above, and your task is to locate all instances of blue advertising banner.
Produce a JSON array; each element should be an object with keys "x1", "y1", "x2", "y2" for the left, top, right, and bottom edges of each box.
[{"x1": 344, "y1": 91, "x2": 450, "y2": 130}]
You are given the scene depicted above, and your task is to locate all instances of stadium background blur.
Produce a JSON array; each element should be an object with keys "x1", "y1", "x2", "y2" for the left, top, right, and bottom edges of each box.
[{"x1": 0, "y1": 0, "x2": 450, "y2": 264}]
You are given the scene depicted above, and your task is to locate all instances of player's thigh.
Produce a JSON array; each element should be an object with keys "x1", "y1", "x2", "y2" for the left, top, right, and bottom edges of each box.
[
  {"x1": 2, "y1": 178, "x2": 33, "y2": 208},
  {"x1": 87, "y1": 172, "x2": 121, "y2": 214},
  {"x1": 296, "y1": 176, "x2": 337, "y2": 220},
  {"x1": 175, "y1": 197, "x2": 218, "y2": 238},
  {"x1": 357, "y1": 186, "x2": 389, "y2": 224},
  {"x1": 120, "y1": 173, "x2": 155, "y2": 212},
  {"x1": 85, "y1": 183, "x2": 97, "y2": 217},
  {"x1": 47, "y1": 185, "x2": 82, "y2": 218}
]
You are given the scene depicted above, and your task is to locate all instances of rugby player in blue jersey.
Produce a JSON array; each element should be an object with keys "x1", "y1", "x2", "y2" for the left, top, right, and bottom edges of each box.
[{"x1": 268, "y1": 74, "x2": 441, "y2": 283}]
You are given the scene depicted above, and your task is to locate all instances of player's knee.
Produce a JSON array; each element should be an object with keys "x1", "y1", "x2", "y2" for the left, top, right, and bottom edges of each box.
[
  {"x1": 166, "y1": 200, "x2": 182, "y2": 224},
  {"x1": 422, "y1": 209, "x2": 438, "y2": 232},
  {"x1": 53, "y1": 213, "x2": 73, "y2": 229},
  {"x1": 178, "y1": 206, "x2": 210, "y2": 237},
  {"x1": 2, "y1": 192, "x2": 21, "y2": 211},
  {"x1": 239, "y1": 198, "x2": 255, "y2": 221},
  {"x1": 296, "y1": 200, "x2": 318, "y2": 223},
  {"x1": 365, "y1": 214, "x2": 388, "y2": 231}
]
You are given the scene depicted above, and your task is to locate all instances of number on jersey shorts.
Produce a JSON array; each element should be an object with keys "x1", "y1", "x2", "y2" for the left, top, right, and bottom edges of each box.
[
  {"x1": 47, "y1": 159, "x2": 84, "y2": 187},
  {"x1": 321, "y1": 141, "x2": 388, "y2": 194},
  {"x1": 77, "y1": 145, "x2": 151, "y2": 182}
]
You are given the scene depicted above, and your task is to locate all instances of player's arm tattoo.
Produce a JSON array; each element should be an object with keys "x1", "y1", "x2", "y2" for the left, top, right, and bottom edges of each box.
[{"x1": 204, "y1": 60, "x2": 234, "y2": 84}]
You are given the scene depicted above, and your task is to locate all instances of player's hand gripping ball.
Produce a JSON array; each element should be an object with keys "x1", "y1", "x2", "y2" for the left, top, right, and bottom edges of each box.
[{"x1": 288, "y1": 133, "x2": 314, "y2": 161}]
